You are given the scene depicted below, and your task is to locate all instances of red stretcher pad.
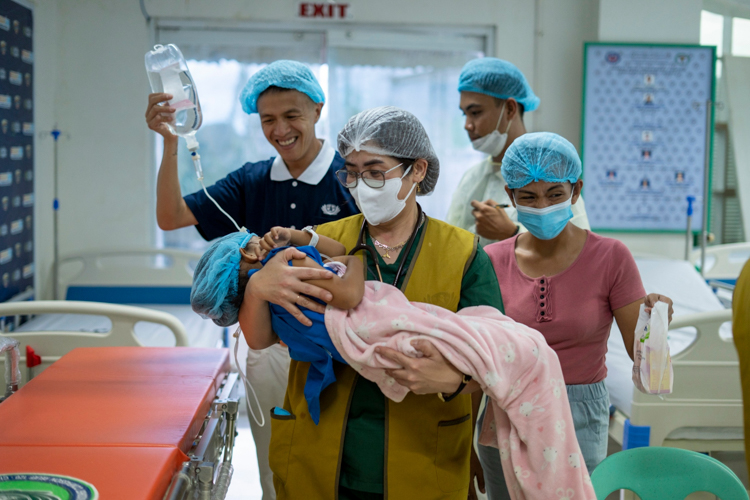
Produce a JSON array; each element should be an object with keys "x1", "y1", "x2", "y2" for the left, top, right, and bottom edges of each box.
[
  {"x1": 0, "y1": 446, "x2": 188, "y2": 500},
  {"x1": 0, "y1": 347, "x2": 230, "y2": 452}
]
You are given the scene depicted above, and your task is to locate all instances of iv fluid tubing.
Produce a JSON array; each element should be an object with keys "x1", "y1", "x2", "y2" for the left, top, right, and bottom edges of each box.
[
  {"x1": 233, "y1": 327, "x2": 265, "y2": 427},
  {"x1": 191, "y1": 150, "x2": 204, "y2": 181},
  {"x1": 189, "y1": 149, "x2": 245, "y2": 234},
  {"x1": 211, "y1": 463, "x2": 234, "y2": 500}
]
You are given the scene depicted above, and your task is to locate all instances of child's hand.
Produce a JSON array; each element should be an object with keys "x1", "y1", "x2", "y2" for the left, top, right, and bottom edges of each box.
[
  {"x1": 261, "y1": 227, "x2": 292, "y2": 252},
  {"x1": 246, "y1": 236, "x2": 267, "y2": 261},
  {"x1": 239, "y1": 237, "x2": 266, "y2": 266}
]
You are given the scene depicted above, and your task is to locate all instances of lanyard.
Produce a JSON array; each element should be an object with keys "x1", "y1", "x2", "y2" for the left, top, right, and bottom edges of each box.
[{"x1": 348, "y1": 205, "x2": 423, "y2": 288}]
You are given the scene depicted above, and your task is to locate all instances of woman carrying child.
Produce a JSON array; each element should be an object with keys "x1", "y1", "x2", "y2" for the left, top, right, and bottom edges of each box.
[{"x1": 239, "y1": 107, "x2": 504, "y2": 500}]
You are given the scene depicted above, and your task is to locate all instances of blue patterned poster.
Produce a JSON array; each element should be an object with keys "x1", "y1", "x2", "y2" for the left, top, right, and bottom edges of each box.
[
  {"x1": 0, "y1": 0, "x2": 32, "y2": 302},
  {"x1": 581, "y1": 43, "x2": 715, "y2": 232}
]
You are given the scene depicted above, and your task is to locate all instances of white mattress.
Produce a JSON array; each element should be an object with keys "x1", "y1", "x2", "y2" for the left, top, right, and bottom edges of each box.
[
  {"x1": 15, "y1": 304, "x2": 225, "y2": 348},
  {"x1": 605, "y1": 258, "x2": 731, "y2": 417}
]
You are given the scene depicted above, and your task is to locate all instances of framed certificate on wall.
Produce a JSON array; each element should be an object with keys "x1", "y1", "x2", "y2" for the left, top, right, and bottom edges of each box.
[{"x1": 581, "y1": 42, "x2": 716, "y2": 233}]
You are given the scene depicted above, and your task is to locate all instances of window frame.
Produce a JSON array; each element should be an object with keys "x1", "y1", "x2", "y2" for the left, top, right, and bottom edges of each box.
[{"x1": 148, "y1": 19, "x2": 494, "y2": 249}]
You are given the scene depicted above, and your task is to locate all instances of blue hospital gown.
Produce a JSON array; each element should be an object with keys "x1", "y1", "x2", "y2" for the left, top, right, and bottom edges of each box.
[{"x1": 247, "y1": 246, "x2": 348, "y2": 424}]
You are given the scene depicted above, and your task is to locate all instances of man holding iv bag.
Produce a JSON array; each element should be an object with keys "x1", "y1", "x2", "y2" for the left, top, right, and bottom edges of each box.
[{"x1": 145, "y1": 59, "x2": 357, "y2": 500}]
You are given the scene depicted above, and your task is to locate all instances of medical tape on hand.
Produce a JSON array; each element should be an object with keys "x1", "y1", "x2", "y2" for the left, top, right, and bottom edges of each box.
[
  {"x1": 161, "y1": 63, "x2": 194, "y2": 111},
  {"x1": 233, "y1": 326, "x2": 265, "y2": 427}
]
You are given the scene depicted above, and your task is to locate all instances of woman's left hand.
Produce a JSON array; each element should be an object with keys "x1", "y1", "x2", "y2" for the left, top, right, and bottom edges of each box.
[
  {"x1": 644, "y1": 293, "x2": 674, "y2": 323},
  {"x1": 376, "y1": 340, "x2": 462, "y2": 395}
]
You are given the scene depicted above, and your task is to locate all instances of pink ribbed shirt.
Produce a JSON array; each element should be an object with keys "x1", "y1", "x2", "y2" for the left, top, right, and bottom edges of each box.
[{"x1": 484, "y1": 232, "x2": 646, "y2": 385}]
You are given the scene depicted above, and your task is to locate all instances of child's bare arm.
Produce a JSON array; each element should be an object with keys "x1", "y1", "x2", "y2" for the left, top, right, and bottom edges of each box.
[
  {"x1": 310, "y1": 234, "x2": 346, "y2": 259},
  {"x1": 238, "y1": 283, "x2": 278, "y2": 350},
  {"x1": 291, "y1": 255, "x2": 364, "y2": 310},
  {"x1": 261, "y1": 227, "x2": 346, "y2": 257}
]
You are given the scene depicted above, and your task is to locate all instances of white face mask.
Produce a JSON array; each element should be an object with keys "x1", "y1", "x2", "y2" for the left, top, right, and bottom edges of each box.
[
  {"x1": 471, "y1": 104, "x2": 512, "y2": 158},
  {"x1": 349, "y1": 164, "x2": 416, "y2": 226}
]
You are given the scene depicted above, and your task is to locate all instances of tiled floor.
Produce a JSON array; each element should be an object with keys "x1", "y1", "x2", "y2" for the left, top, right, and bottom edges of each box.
[
  {"x1": 225, "y1": 405, "x2": 749, "y2": 500},
  {"x1": 225, "y1": 411, "x2": 263, "y2": 500}
]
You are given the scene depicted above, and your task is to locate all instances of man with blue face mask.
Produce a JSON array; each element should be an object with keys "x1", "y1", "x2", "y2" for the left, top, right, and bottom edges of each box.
[{"x1": 447, "y1": 58, "x2": 590, "y2": 248}]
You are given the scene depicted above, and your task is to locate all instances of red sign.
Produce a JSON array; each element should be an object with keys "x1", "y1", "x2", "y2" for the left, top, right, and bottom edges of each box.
[{"x1": 299, "y1": 3, "x2": 351, "y2": 19}]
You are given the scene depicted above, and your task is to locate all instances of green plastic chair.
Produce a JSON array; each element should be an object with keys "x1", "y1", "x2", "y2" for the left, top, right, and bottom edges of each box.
[{"x1": 591, "y1": 447, "x2": 749, "y2": 500}]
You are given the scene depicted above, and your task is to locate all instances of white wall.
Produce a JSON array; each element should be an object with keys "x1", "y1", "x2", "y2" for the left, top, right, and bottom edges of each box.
[
  {"x1": 30, "y1": 0, "x2": 705, "y2": 297},
  {"x1": 32, "y1": 0, "x2": 153, "y2": 298},
  {"x1": 533, "y1": 0, "x2": 599, "y2": 148},
  {"x1": 599, "y1": 0, "x2": 702, "y2": 43},
  {"x1": 31, "y1": 0, "x2": 57, "y2": 298}
]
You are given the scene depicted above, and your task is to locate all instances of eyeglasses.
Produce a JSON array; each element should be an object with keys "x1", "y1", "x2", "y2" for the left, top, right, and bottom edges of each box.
[{"x1": 335, "y1": 163, "x2": 405, "y2": 189}]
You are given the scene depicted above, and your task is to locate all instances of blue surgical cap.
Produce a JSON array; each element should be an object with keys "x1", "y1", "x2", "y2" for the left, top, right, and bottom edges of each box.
[
  {"x1": 501, "y1": 132, "x2": 581, "y2": 189},
  {"x1": 191, "y1": 231, "x2": 254, "y2": 327},
  {"x1": 240, "y1": 60, "x2": 325, "y2": 114},
  {"x1": 458, "y1": 58, "x2": 540, "y2": 112}
]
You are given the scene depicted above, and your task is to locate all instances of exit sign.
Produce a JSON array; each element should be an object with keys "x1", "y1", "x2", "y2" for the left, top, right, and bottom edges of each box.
[{"x1": 298, "y1": 3, "x2": 351, "y2": 19}]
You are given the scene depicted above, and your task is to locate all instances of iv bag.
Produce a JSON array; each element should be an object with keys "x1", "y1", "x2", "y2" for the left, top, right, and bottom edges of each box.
[
  {"x1": 145, "y1": 43, "x2": 245, "y2": 233},
  {"x1": 145, "y1": 44, "x2": 202, "y2": 148}
]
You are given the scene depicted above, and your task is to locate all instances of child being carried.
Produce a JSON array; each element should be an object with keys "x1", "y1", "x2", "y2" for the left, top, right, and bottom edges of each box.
[{"x1": 190, "y1": 226, "x2": 596, "y2": 500}]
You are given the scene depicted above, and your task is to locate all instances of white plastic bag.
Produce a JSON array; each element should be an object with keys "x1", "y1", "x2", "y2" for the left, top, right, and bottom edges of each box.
[{"x1": 632, "y1": 301, "x2": 673, "y2": 395}]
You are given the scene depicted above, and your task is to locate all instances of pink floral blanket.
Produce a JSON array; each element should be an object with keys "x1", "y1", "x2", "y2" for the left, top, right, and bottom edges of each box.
[{"x1": 324, "y1": 281, "x2": 595, "y2": 500}]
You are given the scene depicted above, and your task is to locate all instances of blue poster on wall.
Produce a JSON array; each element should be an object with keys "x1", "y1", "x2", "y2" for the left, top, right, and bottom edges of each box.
[
  {"x1": 0, "y1": 0, "x2": 32, "y2": 303},
  {"x1": 581, "y1": 43, "x2": 715, "y2": 232}
]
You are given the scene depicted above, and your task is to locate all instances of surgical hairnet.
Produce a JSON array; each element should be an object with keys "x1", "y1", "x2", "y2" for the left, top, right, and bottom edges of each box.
[
  {"x1": 501, "y1": 132, "x2": 581, "y2": 189},
  {"x1": 191, "y1": 231, "x2": 253, "y2": 327},
  {"x1": 240, "y1": 60, "x2": 325, "y2": 114},
  {"x1": 337, "y1": 106, "x2": 440, "y2": 195},
  {"x1": 458, "y1": 58, "x2": 540, "y2": 112}
]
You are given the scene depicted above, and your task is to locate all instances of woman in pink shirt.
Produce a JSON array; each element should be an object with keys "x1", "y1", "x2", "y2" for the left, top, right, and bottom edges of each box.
[{"x1": 478, "y1": 132, "x2": 673, "y2": 500}]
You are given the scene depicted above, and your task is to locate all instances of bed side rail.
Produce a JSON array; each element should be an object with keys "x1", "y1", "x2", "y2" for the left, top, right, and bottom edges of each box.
[
  {"x1": 668, "y1": 309, "x2": 734, "y2": 363},
  {"x1": 59, "y1": 248, "x2": 203, "y2": 292},
  {"x1": 0, "y1": 301, "x2": 189, "y2": 385}
]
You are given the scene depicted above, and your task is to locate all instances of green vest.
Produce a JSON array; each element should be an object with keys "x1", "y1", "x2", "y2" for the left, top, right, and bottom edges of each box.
[{"x1": 270, "y1": 214, "x2": 478, "y2": 500}]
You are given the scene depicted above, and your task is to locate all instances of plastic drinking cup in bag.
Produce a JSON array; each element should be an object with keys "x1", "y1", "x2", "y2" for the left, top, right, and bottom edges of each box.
[{"x1": 632, "y1": 301, "x2": 673, "y2": 395}]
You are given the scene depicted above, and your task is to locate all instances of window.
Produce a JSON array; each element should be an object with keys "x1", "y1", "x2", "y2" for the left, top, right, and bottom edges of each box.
[
  {"x1": 155, "y1": 61, "x2": 329, "y2": 251},
  {"x1": 732, "y1": 17, "x2": 750, "y2": 57},
  {"x1": 700, "y1": 10, "x2": 747, "y2": 244},
  {"x1": 153, "y1": 22, "x2": 490, "y2": 251},
  {"x1": 700, "y1": 10, "x2": 723, "y2": 76}
]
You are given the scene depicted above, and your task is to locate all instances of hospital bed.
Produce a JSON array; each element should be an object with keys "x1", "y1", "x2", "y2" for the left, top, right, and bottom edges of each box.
[
  {"x1": 0, "y1": 300, "x2": 189, "y2": 385},
  {"x1": 0, "y1": 246, "x2": 223, "y2": 361},
  {"x1": 606, "y1": 257, "x2": 741, "y2": 451},
  {"x1": 54, "y1": 247, "x2": 226, "y2": 347},
  {"x1": 0, "y1": 346, "x2": 240, "y2": 499},
  {"x1": 692, "y1": 241, "x2": 750, "y2": 286},
  {"x1": 0, "y1": 248, "x2": 230, "y2": 386}
]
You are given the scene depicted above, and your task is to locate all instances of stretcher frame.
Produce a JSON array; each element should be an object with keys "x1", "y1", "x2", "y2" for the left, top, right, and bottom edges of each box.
[{"x1": 164, "y1": 371, "x2": 242, "y2": 500}]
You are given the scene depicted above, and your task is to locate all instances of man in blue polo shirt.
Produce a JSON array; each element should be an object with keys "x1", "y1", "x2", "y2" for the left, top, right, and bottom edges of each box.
[{"x1": 145, "y1": 60, "x2": 357, "y2": 500}]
